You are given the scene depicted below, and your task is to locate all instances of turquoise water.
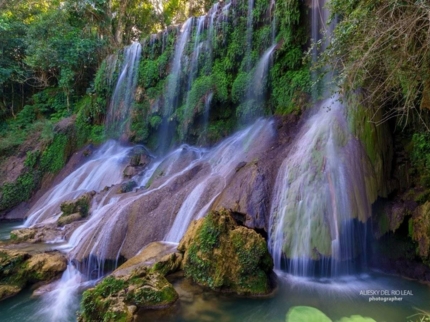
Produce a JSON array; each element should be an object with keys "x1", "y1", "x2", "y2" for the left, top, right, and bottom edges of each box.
[
  {"x1": 140, "y1": 271, "x2": 430, "y2": 322},
  {"x1": 0, "y1": 222, "x2": 21, "y2": 240},
  {"x1": 0, "y1": 269, "x2": 428, "y2": 321}
]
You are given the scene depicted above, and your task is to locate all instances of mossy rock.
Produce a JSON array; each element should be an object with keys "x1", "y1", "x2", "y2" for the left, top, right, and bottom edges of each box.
[
  {"x1": 57, "y1": 213, "x2": 82, "y2": 227},
  {"x1": 79, "y1": 267, "x2": 178, "y2": 322},
  {"x1": 179, "y1": 209, "x2": 273, "y2": 295},
  {"x1": 286, "y1": 306, "x2": 332, "y2": 322},
  {"x1": 60, "y1": 191, "x2": 95, "y2": 217},
  {"x1": 0, "y1": 249, "x2": 66, "y2": 301},
  {"x1": 0, "y1": 285, "x2": 22, "y2": 301},
  {"x1": 9, "y1": 228, "x2": 36, "y2": 243}
]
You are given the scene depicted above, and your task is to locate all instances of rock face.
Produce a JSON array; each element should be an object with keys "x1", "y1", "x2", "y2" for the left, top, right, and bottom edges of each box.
[
  {"x1": 0, "y1": 249, "x2": 67, "y2": 301},
  {"x1": 178, "y1": 210, "x2": 273, "y2": 295},
  {"x1": 79, "y1": 267, "x2": 178, "y2": 322}
]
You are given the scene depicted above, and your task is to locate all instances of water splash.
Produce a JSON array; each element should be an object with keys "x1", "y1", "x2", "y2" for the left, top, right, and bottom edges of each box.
[{"x1": 36, "y1": 264, "x2": 85, "y2": 322}]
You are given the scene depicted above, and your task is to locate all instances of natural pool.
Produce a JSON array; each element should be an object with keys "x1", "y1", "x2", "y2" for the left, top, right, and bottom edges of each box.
[{"x1": 1, "y1": 269, "x2": 428, "y2": 322}]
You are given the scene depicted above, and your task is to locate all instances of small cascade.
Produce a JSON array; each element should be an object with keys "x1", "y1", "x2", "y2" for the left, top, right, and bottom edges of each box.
[
  {"x1": 269, "y1": 0, "x2": 377, "y2": 277},
  {"x1": 269, "y1": 96, "x2": 375, "y2": 276},
  {"x1": 242, "y1": 44, "x2": 276, "y2": 123},
  {"x1": 24, "y1": 141, "x2": 131, "y2": 227},
  {"x1": 105, "y1": 42, "x2": 142, "y2": 137},
  {"x1": 182, "y1": 16, "x2": 206, "y2": 136},
  {"x1": 165, "y1": 118, "x2": 274, "y2": 242},
  {"x1": 159, "y1": 19, "x2": 193, "y2": 152}
]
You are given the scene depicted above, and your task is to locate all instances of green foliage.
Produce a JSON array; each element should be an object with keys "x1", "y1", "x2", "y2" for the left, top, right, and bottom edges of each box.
[
  {"x1": 40, "y1": 134, "x2": 68, "y2": 173},
  {"x1": 323, "y1": 0, "x2": 430, "y2": 125},
  {"x1": 0, "y1": 172, "x2": 39, "y2": 212}
]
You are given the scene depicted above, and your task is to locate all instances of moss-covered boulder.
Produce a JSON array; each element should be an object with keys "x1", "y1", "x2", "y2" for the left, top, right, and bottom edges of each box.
[
  {"x1": 10, "y1": 228, "x2": 36, "y2": 243},
  {"x1": 60, "y1": 191, "x2": 95, "y2": 216},
  {"x1": 58, "y1": 191, "x2": 95, "y2": 226},
  {"x1": 79, "y1": 267, "x2": 178, "y2": 322},
  {"x1": 178, "y1": 209, "x2": 273, "y2": 295},
  {"x1": 0, "y1": 249, "x2": 66, "y2": 301}
]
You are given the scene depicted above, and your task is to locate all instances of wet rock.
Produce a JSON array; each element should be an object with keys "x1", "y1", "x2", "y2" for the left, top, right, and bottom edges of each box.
[
  {"x1": 129, "y1": 146, "x2": 151, "y2": 167},
  {"x1": 113, "y1": 242, "x2": 181, "y2": 278},
  {"x1": 0, "y1": 249, "x2": 66, "y2": 301},
  {"x1": 178, "y1": 209, "x2": 273, "y2": 295},
  {"x1": 60, "y1": 191, "x2": 95, "y2": 217},
  {"x1": 57, "y1": 212, "x2": 82, "y2": 227},
  {"x1": 10, "y1": 228, "x2": 35, "y2": 242},
  {"x1": 213, "y1": 161, "x2": 271, "y2": 230},
  {"x1": 79, "y1": 267, "x2": 178, "y2": 322},
  {"x1": 118, "y1": 180, "x2": 138, "y2": 194},
  {"x1": 10, "y1": 222, "x2": 79, "y2": 243},
  {"x1": 123, "y1": 165, "x2": 138, "y2": 178}
]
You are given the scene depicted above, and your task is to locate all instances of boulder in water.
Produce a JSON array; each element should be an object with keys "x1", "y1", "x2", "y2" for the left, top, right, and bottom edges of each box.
[
  {"x1": 0, "y1": 249, "x2": 66, "y2": 301},
  {"x1": 79, "y1": 267, "x2": 178, "y2": 322},
  {"x1": 178, "y1": 209, "x2": 273, "y2": 295},
  {"x1": 113, "y1": 241, "x2": 181, "y2": 278}
]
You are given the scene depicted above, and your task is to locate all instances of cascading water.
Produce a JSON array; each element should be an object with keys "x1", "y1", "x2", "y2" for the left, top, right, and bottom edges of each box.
[
  {"x1": 164, "y1": 118, "x2": 274, "y2": 242},
  {"x1": 105, "y1": 42, "x2": 142, "y2": 137},
  {"x1": 269, "y1": 96, "x2": 375, "y2": 276},
  {"x1": 268, "y1": 0, "x2": 377, "y2": 277},
  {"x1": 24, "y1": 141, "x2": 132, "y2": 227},
  {"x1": 159, "y1": 18, "x2": 192, "y2": 152}
]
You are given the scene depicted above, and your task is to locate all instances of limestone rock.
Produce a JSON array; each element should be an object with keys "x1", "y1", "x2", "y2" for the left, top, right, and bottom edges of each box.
[
  {"x1": 0, "y1": 285, "x2": 22, "y2": 301},
  {"x1": 10, "y1": 228, "x2": 36, "y2": 243},
  {"x1": 179, "y1": 209, "x2": 273, "y2": 295},
  {"x1": 113, "y1": 242, "x2": 180, "y2": 278},
  {"x1": 213, "y1": 161, "x2": 271, "y2": 230},
  {"x1": 0, "y1": 249, "x2": 66, "y2": 301},
  {"x1": 57, "y1": 213, "x2": 82, "y2": 227},
  {"x1": 79, "y1": 267, "x2": 178, "y2": 322}
]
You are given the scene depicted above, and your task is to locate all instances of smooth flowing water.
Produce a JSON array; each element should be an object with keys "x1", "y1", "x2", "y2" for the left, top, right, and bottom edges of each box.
[
  {"x1": 105, "y1": 42, "x2": 142, "y2": 137},
  {"x1": 23, "y1": 141, "x2": 132, "y2": 227},
  {"x1": 0, "y1": 222, "x2": 20, "y2": 240}
]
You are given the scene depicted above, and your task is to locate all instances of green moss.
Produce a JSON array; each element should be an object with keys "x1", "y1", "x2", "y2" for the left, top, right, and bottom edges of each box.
[{"x1": 181, "y1": 210, "x2": 273, "y2": 295}]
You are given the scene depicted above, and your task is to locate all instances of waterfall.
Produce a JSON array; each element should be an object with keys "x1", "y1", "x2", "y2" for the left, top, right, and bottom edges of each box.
[
  {"x1": 24, "y1": 141, "x2": 131, "y2": 227},
  {"x1": 268, "y1": 0, "x2": 376, "y2": 277},
  {"x1": 164, "y1": 118, "x2": 274, "y2": 242},
  {"x1": 269, "y1": 96, "x2": 375, "y2": 276},
  {"x1": 159, "y1": 18, "x2": 192, "y2": 152},
  {"x1": 105, "y1": 42, "x2": 142, "y2": 137}
]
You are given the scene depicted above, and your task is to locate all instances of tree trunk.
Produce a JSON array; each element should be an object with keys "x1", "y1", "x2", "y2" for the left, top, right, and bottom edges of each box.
[{"x1": 114, "y1": 0, "x2": 129, "y2": 46}]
